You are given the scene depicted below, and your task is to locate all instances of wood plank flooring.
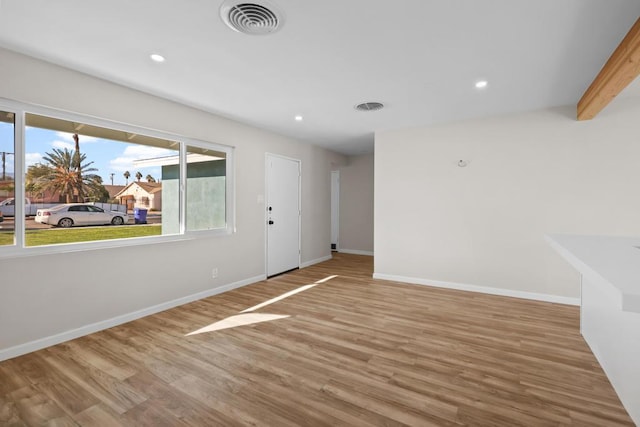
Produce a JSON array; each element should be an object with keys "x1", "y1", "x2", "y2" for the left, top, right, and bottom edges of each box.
[{"x1": 0, "y1": 253, "x2": 634, "y2": 426}]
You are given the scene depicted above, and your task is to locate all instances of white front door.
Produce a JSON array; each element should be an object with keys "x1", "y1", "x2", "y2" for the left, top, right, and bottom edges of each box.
[{"x1": 266, "y1": 154, "x2": 300, "y2": 277}]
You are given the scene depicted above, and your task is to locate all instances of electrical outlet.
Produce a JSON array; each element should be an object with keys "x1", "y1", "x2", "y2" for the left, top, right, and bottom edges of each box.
[{"x1": 211, "y1": 268, "x2": 218, "y2": 279}]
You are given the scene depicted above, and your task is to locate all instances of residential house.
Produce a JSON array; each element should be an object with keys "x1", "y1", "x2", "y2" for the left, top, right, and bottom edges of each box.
[
  {"x1": 102, "y1": 184, "x2": 125, "y2": 201},
  {"x1": 113, "y1": 181, "x2": 162, "y2": 211}
]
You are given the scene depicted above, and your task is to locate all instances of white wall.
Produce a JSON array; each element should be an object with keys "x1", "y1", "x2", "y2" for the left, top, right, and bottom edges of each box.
[
  {"x1": 0, "y1": 47, "x2": 345, "y2": 358},
  {"x1": 375, "y1": 101, "x2": 640, "y2": 301},
  {"x1": 339, "y1": 153, "x2": 374, "y2": 254}
]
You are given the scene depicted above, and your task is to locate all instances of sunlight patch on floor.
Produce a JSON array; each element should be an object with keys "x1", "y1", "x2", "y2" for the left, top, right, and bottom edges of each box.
[
  {"x1": 186, "y1": 313, "x2": 290, "y2": 335},
  {"x1": 241, "y1": 284, "x2": 315, "y2": 313},
  {"x1": 241, "y1": 275, "x2": 338, "y2": 314},
  {"x1": 185, "y1": 274, "x2": 339, "y2": 336}
]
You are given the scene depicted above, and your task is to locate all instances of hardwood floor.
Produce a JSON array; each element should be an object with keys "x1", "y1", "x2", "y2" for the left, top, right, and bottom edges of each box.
[{"x1": 0, "y1": 253, "x2": 634, "y2": 426}]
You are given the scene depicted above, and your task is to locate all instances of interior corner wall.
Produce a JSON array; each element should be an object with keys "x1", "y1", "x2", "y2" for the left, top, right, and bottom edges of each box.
[
  {"x1": 0, "y1": 47, "x2": 345, "y2": 357},
  {"x1": 339, "y1": 153, "x2": 374, "y2": 254},
  {"x1": 374, "y1": 102, "x2": 640, "y2": 299}
]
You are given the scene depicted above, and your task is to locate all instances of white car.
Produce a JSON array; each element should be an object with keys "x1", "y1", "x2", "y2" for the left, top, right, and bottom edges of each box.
[{"x1": 35, "y1": 204, "x2": 129, "y2": 228}]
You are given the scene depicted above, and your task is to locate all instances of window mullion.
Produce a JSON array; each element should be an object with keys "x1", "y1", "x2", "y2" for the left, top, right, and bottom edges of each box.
[
  {"x1": 179, "y1": 141, "x2": 187, "y2": 235},
  {"x1": 227, "y1": 148, "x2": 235, "y2": 233},
  {"x1": 14, "y1": 110, "x2": 25, "y2": 248}
]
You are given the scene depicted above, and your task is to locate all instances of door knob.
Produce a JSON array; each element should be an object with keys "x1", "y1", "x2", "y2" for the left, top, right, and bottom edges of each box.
[{"x1": 268, "y1": 220, "x2": 274, "y2": 225}]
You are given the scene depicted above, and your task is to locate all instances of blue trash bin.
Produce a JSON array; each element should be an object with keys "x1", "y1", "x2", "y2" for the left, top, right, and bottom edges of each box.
[{"x1": 134, "y1": 208, "x2": 148, "y2": 224}]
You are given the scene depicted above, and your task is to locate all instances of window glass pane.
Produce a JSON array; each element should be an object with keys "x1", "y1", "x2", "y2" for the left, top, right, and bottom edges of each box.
[
  {"x1": 24, "y1": 113, "x2": 179, "y2": 246},
  {"x1": 0, "y1": 111, "x2": 15, "y2": 246},
  {"x1": 185, "y1": 145, "x2": 226, "y2": 231}
]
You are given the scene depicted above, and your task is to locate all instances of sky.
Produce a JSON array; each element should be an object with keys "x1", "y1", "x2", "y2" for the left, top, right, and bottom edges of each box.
[{"x1": 0, "y1": 121, "x2": 175, "y2": 186}]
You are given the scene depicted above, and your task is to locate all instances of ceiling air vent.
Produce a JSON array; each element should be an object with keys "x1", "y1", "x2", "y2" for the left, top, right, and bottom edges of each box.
[
  {"x1": 355, "y1": 102, "x2": 384, "y2": 112},
  {"x1": 220, "y1": 1, "x2": 283, "y2": 35}
]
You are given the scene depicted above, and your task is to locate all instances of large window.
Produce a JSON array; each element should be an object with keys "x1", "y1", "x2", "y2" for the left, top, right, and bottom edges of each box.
[{"x1": 0, "y1": 101, "x2": 233, "y2": 253}]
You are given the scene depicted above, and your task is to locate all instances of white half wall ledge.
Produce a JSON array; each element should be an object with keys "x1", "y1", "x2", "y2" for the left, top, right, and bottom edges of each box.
[
  {"x1": 0, "y1": 274, "x2": 266, "y2": 362},
  {"x1": 339, "y1": 249, "x2": 374, "y2": 256},
  {"x1": 372, "y1": 273, "x2": 580, "y2": 306},
  {"x1": 300, "y1": 255, "x2": 332, "y2": 269}
]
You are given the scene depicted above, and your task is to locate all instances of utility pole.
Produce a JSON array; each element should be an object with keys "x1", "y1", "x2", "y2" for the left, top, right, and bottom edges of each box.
[
  {"x1": 73, "y1": 134, "x2": 83, "y2": 202},
  {"x1": 1, "y1": 151, "x2": 14, "y2": 181}
]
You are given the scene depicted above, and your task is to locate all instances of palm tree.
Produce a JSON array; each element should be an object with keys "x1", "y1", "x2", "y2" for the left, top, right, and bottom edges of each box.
[
  {"x1": 135, "y1": 171, "x2": 142, "y2": 182},
  {"x1": 34, "y1": 148, "x2": 101, "y2": 203},
  {"x1": 85, "y1": 175, "x2": 110, "y2": 202},
  {"x1": 25, "y1": 163, "x2": 52, "y2": 196},
  {"x1": 145, "y1": 174, "x2": 156, "y2": 183},
  {"x1": 124, "y1": 170, "x2": 130, "y2": 185}
]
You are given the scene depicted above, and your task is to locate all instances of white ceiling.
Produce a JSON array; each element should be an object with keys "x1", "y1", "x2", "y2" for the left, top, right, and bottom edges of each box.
[{"x1": 0, "y1": 1, "x2": 639, "y2": 155}]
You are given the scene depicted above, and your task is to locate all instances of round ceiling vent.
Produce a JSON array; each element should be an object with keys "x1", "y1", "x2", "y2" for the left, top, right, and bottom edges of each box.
[
  {"x1": 220, "y1": 1, "x2": 283, "y2": 35},
  {"x1": 355, "y1": 102, "x2": 384, "y2": 112}
]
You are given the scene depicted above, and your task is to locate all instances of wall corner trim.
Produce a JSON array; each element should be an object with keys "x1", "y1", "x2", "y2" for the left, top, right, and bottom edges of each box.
[
  {"x1": 372, "y1": 273, "x2": 580, "y2": 306},
  {"x1": 0, "y1": 274, "x2": 266, "y2": 362}
]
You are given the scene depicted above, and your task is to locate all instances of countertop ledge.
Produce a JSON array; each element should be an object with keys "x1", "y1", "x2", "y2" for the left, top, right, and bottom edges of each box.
[{"x1": 546, "y1": 234, "x2": 640, "y2": 313}]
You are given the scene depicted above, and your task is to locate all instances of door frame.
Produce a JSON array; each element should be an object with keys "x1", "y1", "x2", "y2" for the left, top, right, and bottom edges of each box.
[
  {"x1": 265, "y1": 153, "x2": 302, "y2": 277},
  {"x1": 331, "y1": 170, "x2": 340, "y2": 251}
]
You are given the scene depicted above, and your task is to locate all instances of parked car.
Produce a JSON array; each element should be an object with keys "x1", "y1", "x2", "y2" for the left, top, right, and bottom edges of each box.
[
  {"x1": 0, "y1": 210, "x2": 3, "y2": 223},
  {"x1": 35, "y1": 204, "x2": 129, "y2": 228},
  {"x1": 0, "y1": 197, "x2": 30, "y2": 206},
  {"x1": 0, "y1": 197, "x2": 39, "y2": 216}
]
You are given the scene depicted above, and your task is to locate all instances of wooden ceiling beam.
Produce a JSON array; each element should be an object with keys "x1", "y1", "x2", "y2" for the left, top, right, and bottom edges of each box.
[{"x1": 577, "y1": 17, "x2": 640, "y2": 121}]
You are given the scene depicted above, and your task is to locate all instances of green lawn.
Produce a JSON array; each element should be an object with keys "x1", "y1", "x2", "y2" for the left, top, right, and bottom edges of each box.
[{"x1": 0, "y1": 225, "x2": 162, "y2": 247}]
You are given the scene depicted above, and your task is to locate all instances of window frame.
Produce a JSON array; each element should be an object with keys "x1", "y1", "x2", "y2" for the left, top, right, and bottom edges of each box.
[{"x1": 0, "y1": 98, "x2": 235, "y2": 258}]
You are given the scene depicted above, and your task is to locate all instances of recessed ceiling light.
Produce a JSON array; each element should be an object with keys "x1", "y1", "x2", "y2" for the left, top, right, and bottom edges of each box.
[
  {"x1": 150, "y1": 54, "x2": 165, "y2": 63},
  {"x1": 294, "y1": 115, "x2": 303, "y2": 121},
  {"x1": 475, "y1": 80, "x2": 488, "y2": 89}
]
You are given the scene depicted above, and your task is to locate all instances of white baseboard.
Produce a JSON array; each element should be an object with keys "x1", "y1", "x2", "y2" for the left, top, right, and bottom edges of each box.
[
  {"x1": 300, "y1": 254, "x2": 332, "y2": 268},
  {"x1": 372, "y1": 273, "x2": 580, "y2": 306},
  {"x1": 339, "y1": 249, "x2": 374, "y2": 256},
  {"x1": 0, "y1": 274, "x2": 266, "y2": 362}
]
